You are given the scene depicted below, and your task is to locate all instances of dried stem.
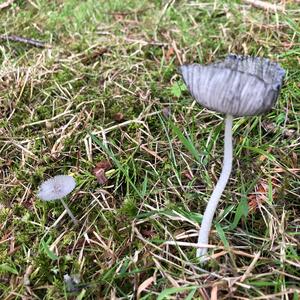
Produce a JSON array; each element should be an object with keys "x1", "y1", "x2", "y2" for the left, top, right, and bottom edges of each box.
[{"x1": 0, "y1": 34, "x2": 51, "y2": 48}]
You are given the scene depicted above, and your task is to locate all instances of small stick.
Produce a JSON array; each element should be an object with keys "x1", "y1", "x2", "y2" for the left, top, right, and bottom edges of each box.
[
  {"x1": 60, "y1": 198, "x2": 78, "y2": 226},
  {"x1": 0, "y1": 0, "x2": 14, "y2": 10},
  {"x1": 243, "y1": 0, "x2": 284, "y2": 12},
  {"x1": 240, "y1": 251, "x2": 261, "y2": 282},
  {"x1": 0, "y1": 34, "x2": 51, "y2": 48}
]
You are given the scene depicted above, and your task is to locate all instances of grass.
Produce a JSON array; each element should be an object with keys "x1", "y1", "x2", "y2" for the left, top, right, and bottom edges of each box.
[{"x1": 0, "y1": 0, "x2": 300, "y2": 299}]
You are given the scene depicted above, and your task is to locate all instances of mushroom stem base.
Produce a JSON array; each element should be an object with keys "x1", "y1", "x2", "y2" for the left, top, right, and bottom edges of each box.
[
  {"x1": 60, "y1": 198, "x2": 78, "y2": 226},
  {"x1": 197, "y1": 114, "x2": 233, "y2": 260}
]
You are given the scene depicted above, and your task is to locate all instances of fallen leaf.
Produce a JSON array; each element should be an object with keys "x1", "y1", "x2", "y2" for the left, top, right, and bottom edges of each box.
[
  {"x1": 95, "y1": 160, "x2": 112, "y2": 170},
  {"x1": 22, "y1": 197, "x2": 34, "y2": 211},
  {"x1": 94, "y1": 169, "x2": 107, "y2": 184},
  {"x1": 248, "y1": 178, "x2": 279, "y2": 212},
  {"x1": 113, "y1": 112, "x2": 124, "y2": 122},
  {"x1": 93, "y1": 160, "x2": 112, "y2": 184},
  {"x1": 141, "y1": 229, "x2": 155, "y2": 238},
  {"x1": 248, "y1": 194, "x2": 260, "y2": 212},
  {"x1": 165, "y1": 47, "x2": 174, "y2": 61},
  {"x1": 81, "y1": 47, "x2": 108, "y2": 65},
  {"x1": 182, "y1": 170, "x2": 194, "y2": 181}
]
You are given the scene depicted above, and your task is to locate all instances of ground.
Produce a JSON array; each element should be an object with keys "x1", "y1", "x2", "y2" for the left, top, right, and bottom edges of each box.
[{"x1": 0, "y1": 0, "x2": 299, "y2": 299}]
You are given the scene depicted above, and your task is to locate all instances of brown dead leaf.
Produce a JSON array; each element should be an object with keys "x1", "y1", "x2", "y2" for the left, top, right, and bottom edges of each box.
[
  {"x1": 141, "y1": 229, "x2": 155, "y2": 238},
  {"x1": 113, "y1": 112, "x2": 124, "y2": 122},
  {"x1": 81, "y1": 47, "x2": 108, "y2": 65},
  {"x1": 94, "y1": 169, "x2": 107, "y2": 184},
  {"x1": 248, "y1": 194, "x2": 260, "y2": 212},
  {"x1": 248, "y1": 178, "x2": 279, "y2": 212},
  {"x1": 22, "y1": 197, "x2": 34, "y2": 211},
  {"x1": 165, "y1": 47, "x2": 175, "y2": 61},
  {"x1": 182, "y1": 170, "x2": 194, "y2": 181},
  {"x1": 95, "y1": 160, "x2": 112, "y2": 170},
  {"x1": 93, "y1": 160, "x2": 112, "y2": 184}
]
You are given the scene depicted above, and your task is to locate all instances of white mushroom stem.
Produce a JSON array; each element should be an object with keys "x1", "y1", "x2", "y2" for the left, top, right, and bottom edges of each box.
[
  {"x1": 197, "y1": 114, "x2": 233, "y2": 259},
  {"x1": 60, "y1": 198, "x2": 78, "y2": 225}
]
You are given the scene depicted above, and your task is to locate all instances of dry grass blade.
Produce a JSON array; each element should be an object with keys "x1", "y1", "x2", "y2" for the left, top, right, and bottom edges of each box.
[
  {"x1": 137, "y1": 276, "x2": 155, "y2": 299},
  {"x1": 0, "y1": 0, "x2": 14, "y2": 10},
  {"x1": 243, "y1": 0, "x2": 285, "y2": 12}
]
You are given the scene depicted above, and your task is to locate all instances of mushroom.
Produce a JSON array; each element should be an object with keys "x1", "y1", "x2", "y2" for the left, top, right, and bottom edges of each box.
[
  {"x1": 37, "y1": 175, "x2": 78, "y2": 225},
  {"x1": 179, "y1": 54, "x2": 285, "y2": 260}
]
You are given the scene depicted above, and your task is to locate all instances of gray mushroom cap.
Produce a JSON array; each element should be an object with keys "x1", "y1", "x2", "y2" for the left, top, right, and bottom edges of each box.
[
  {"x1": 180, "y1": 54, "x2": 285, "y2": 117},
  {"x1": 38, "y1": 175, "x2": 76, "y2": 201}
]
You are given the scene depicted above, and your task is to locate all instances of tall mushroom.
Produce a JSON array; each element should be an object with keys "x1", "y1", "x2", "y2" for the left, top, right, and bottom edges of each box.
[
  {"x1": 179, "y1": 54, "x2": 285, "y2": 259},
  {"x1": 38, "y1": 175, "x2": 78, "y2": 225}
]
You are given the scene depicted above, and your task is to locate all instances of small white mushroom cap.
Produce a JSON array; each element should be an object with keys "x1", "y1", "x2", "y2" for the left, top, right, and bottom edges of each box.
[
  {"x1": 38, "y1": 175, "x2": 76, "y2": 201},
  {"x1": 180, "y1": 54, "x2": 285, "y2": 117}
]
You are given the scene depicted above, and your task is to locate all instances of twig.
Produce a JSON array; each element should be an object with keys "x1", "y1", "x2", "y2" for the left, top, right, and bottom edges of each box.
[
  {"x1": 240, "y1": 251, "x2": 261, "y2": 282},
  {"x1": 243, "y1": 0, "x2": 284, "y2": 12},
  {"x1": 163, "y1": 241, "x2": 218, "y2": 248},
  {"x1": 0, "y1": 34, "x2": 51, "y2": 48},
  {"x1": 0, "y1": 0, "x2": 14, "y2": 10}
]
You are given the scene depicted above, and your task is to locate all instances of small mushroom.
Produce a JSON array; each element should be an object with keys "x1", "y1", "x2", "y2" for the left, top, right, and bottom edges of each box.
[
  {"x1": 37, "y1": 175, "x2": 78, "y2": 225},
  {"x1": 180, "y1": 54, "x2": 285, "y2": 260}
]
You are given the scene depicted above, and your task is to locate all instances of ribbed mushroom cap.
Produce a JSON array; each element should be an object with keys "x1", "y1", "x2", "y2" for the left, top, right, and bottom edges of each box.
[
  {"x1": 180, "y1": 54, "x2": 285, "y2": 117},
  {"x1": 38, "y1": 175, "x2": 76, "y2": 201}
]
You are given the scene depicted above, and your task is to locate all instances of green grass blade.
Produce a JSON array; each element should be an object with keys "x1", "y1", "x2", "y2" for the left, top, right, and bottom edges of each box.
[
  {"x1": 169, "y1": 121, "x2": 201, "y2": 163},
  {"x1": 90, "y1": 133, "x2": 142, "y2": 198},
  {"x1": 0, "y1": 264, "x2": 18, "y2": 275},
  {"x1": 157, "y1": 286, "x2": 198, "y2": 300}
]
